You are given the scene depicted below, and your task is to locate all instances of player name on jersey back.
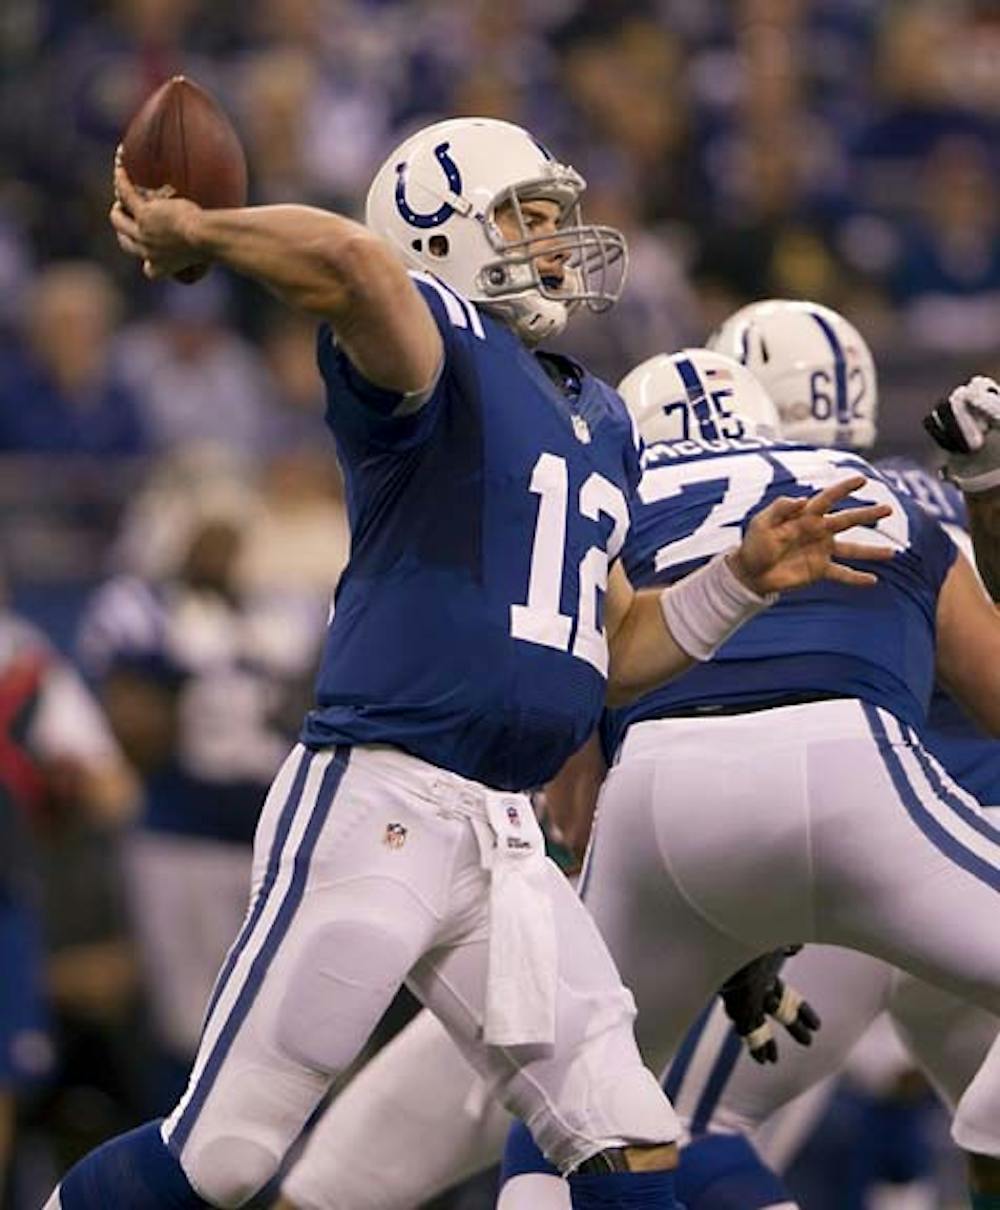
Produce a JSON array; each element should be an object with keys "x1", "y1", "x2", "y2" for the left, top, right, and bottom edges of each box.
[{"x1": 603, "y1": 435, "x2": 957, "y2": 760}]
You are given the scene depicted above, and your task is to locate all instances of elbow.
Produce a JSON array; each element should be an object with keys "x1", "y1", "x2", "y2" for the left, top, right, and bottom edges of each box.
[
  {"x1": 329, "y1": 232, "x2": 397, "y2": 304},
  {"x1": 295, "y1": 231, "x2": 386, "y2": 316},
  {"x1": 329, "y1": 230, "x2": 385, "y2": 283}
]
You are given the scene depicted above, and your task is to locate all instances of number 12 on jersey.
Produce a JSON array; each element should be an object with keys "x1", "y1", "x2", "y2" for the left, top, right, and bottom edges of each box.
[{"x1": 510, "y1": 452, "x2": 629, "y2": 676}]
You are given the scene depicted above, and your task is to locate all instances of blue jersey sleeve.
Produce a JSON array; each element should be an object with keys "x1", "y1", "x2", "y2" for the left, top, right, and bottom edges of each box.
[{"x1": 317, "y1": 273, "x2": 480, "y2": 456}]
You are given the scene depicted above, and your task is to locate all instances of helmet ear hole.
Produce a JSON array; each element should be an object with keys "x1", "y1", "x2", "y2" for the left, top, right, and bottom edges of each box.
[{"x1": 429, "y1": 235, "x2": 449, "y2": 258}]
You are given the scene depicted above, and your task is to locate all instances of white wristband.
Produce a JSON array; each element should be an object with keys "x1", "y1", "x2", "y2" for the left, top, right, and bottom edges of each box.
[{"x1": 660, "y1": 552, "x2": 777, "y2": 662}]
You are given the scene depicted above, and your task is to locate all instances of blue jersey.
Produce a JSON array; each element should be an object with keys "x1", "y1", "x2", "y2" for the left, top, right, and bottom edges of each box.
[
  {"x1": 300, "y1": 274, "x2": 640, "y2": 791},
  {"x1": 877, "y1": 456, "x2": 1000, "y2": 806},
  {"x1": 877, "y1": 456, "x2": 968, "y2": 530},
  {"x1": 79, "y1": 577, "x2": 318, "y2": 844},
  {"x1": 603, "y1": 436, "x2": 957, "y2": 758}
]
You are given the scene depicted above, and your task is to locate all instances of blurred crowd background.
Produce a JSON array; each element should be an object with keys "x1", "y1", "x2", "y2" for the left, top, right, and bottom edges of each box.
[{"x1": 0, "y1": 0, "x2": 997, "y2": 1206}]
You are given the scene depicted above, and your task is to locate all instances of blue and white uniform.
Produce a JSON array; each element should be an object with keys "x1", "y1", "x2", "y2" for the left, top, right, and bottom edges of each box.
[
  {"x1": 878, "y1": 457, "x2": 1000, "y2": 806},
  {"x1": 266, "y1": 438, "x2": 1000, "y2": 1210},
  {"x1": 263, "y1": 440, "x2": 999, "y2": 1210},
  {"x1": 602, "y1": 438, "x2": 951, "y2": 755},
  {"x1": 77, "y1": 573, "x2": 321, "y2": 1061},
  {"x1": 302, "y1": 275, "x2": 638, "y2": 791},
  {"x1": 568, "y1": 433, "x2": 1000, "y2": 1176},
  {"x1": 656, "y1": 455, "x2": 1000, "y2": 1198},
  {"x1": 147, "y1": 276, "x2": 676, "y2": 1209}
]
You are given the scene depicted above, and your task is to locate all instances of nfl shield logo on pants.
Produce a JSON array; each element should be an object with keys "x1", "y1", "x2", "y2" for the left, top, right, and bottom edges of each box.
[{"x1": 383, "y1": 822, "x2": 408, "y2": 850}]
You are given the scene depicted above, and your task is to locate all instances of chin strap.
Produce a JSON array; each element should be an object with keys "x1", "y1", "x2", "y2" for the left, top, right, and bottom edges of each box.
[{"x1": 483, "y1": 295, "x2": 569, "y2": 345}]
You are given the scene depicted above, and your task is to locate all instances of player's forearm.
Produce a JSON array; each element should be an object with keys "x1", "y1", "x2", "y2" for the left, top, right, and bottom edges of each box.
[
  {"x1": 606, "y1": 552, "x2": 780, "y2": 706},
  {"x1": 186, "y1": 204, "x2": 376, "y2": 316},
  {"x1": 966, "y1": 487, "x2": 1000, "y2": 602},
  {"x1": 606, "y1": 590, "x2": 694, "y2": 707}
]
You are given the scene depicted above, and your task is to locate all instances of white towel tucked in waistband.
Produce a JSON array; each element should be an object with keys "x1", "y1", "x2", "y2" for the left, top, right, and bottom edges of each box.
[{"x1": 476, "y1": 793, "x2": 558, "y2": 1048}]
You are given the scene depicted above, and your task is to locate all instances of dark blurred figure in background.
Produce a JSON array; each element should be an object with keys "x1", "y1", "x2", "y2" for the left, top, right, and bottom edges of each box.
[
  {"x1": 0, "y1": 577, "x2": 136, "y2": 1207},
  {"x1": 77, "y1": 474, "x2": 324, "y2": 1106},
  {"x1": 112, "y1": 277, "x2": 275, "y2": 462},
  {"x1": 0, "y1": 263, "x2": 148, "y2": 457},
  {"x1": 890, "y1": 135, "x2": 1000, "y2": 356}
]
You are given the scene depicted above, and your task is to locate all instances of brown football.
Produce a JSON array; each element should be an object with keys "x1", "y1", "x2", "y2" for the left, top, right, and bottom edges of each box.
[{"x1": 120, "y1": 76, "x2": 248, "y2": 282}]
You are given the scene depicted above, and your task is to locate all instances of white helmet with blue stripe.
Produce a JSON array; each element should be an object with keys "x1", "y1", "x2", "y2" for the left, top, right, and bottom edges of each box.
[
  {"x1": 617, "y1": 348, "x2": 781, "y2": 446},
  {"x1": 707, "y1": 300, "x2": 878, "y2": 450},
  {"x1": 365, "y1": 117, "x2": 627, "y2": 344}
]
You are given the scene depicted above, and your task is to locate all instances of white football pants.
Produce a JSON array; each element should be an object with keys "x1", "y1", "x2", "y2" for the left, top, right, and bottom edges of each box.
[
  {"x1": 159, "y1": 743, "x2": 677, "y2": 1207},
  {"x1": 586, "y1": 701, "x2": 1000, "y2": 1159},
  {"x1": 281, "y1": 698, "x2": 1000, "y2": 1210},
  {"x1": 665, "y1": 945, "x2": 997, "y2": 1157},
  {"x1": 282, "y1": 1009, "x2": 511, "y2": 1210}
]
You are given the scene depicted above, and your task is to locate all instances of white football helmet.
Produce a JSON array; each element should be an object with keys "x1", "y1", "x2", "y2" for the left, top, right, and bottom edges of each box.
[
  {"x1": 617, "y1": 348, "x2": 780, "y2": 446},
  {"x1": 708, "y1": 300, "x2": 878, "y2": 449},
  {"x1": 365, "y1": 117, "x2": 627, "y2": 344}
]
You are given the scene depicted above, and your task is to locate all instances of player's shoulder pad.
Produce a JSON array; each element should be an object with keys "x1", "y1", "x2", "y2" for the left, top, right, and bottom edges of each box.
[{"x1": 407, "y1": 270, "x2": 487, "y2": 343}]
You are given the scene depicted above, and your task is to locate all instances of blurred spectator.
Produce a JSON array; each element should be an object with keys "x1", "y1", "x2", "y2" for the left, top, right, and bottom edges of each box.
[
  {"x1": 236, "y1": 0, "x2": 397, "y2": 209},
  {"x1": 850, "y1": 3, "x2": 998, "y2": 216},
  {"x1": 891, "y1": 134, "x2": 1000, "y2": 355},
  {"x1": 0, "y1": 261, "x2": 149, "y2": 457},
  {"x1": 238, "y1": 48, "x2": 323, "y2": 204},
  {"x1": 8, "y1": 0, "x2": 226, "y2": 265},
  {"x1": 257, "y1": 310, "x2": 330, "y2": 451},
  {"x1": 557, "y1": 15, "x2": 692, "y2": 222},
  {"x1": 0, "y1": 585, "x2": 136, "y2": 1196},
  {"x1": 104, "y1": 446, "x2": 256, "y2": 582},
  {"x1": 239, "y1": 449, "x2": 350, "y2": 600},
  {"x1": 77, "y1": 483, "x2": 323, "y2": 1102},
  {"x1": 112, "y1": 275, "x2": 276, "y2": 461}
]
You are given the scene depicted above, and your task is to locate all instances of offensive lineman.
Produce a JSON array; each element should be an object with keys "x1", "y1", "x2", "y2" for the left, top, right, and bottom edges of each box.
[
  {"x1": 634, "y1": 316, "x2": 1000, "y2": 1210},
  {"x1": 43, "y1": 118, "x2": 883, "y2": 1210},
  {"x1": 497, "y1": 340, "x2": 1000, "y2": 1209}
]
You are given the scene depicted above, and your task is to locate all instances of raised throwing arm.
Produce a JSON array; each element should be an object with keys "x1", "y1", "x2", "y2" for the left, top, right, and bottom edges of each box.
[{"x1": 110, "y1": 160, "x2": 441, "y2": 397}]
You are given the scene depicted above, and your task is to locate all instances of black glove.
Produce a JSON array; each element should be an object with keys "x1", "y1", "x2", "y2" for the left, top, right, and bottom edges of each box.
[
  {"x1": 719, "y1": 946, "x2": 821, "y2": 1064},
  {"x1": 924, "y1": 376, "x2": 1000, "y2": 493}
]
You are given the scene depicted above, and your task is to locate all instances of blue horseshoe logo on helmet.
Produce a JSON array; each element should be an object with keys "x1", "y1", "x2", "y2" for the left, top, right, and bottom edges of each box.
[{"x1": 395, "y1": 142, "x2": 463, "y2": 229}]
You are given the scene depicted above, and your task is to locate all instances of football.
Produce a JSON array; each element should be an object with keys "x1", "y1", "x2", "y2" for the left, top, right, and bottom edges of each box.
[{"x1": 119, "y1": 75, "x2": 247, "y2": 282}]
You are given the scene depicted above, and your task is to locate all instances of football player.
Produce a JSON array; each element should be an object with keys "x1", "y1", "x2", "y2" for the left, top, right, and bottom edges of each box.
[
  {"x1": 76, "y1": 490, "x2": 322, "y2": 1098},
  {"x1": 272, "y1": 358, "x2": 807, "y2": 1210},
  {"x1": 497, "y1": 338, "x2": 1000, "y2": 1210},
  {"x1": 43, "y1": 119, "x2": 881, "y2": 1210},
  {"x1": 634, "y1": 308, "x2": 1000, "y2": 1210}
]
